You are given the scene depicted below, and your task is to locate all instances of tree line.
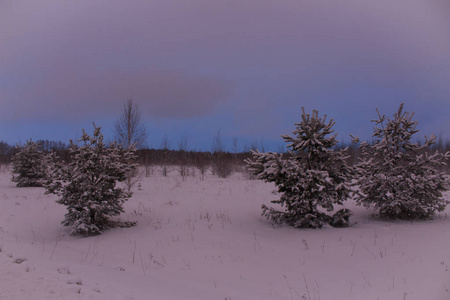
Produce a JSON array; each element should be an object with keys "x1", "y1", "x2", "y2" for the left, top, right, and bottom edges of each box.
[{"x1": 1, "y1": 137, "x2": 450, "y2": 172}]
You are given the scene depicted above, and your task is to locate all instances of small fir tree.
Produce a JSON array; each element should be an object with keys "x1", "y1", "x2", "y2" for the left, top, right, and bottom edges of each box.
[
  {"x1": 11, "y1": 140, "x2": 46, "y2": 187},
  {"x1": 352, "y1": 103, "x2": 449, "y2": 219},
  {"x1": 246, "y1": 108, "x2": 353, "y2": 228},
  {"x1": 45, "y1": 125, "x2": 138, "y2": 235}
]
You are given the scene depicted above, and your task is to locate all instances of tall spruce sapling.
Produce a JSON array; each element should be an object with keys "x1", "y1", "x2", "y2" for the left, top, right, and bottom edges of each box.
[
  {"x1": 246, "y1": 108, "x2": 353, "y2": 228},
  {"x1": 352, "y1": 103, "x2": 449, "y2": 219},
  {"x1": 45, "y1": 124, "x2": 138, "y2": 235},
  {"x1": 11, "y1": 140, "x2": 47, "y2": 187}
]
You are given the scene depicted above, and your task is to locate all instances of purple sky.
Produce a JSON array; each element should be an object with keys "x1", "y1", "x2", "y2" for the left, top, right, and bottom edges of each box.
[{"x1": 1, "y1": 0, "x2": 450, "y2": 151}]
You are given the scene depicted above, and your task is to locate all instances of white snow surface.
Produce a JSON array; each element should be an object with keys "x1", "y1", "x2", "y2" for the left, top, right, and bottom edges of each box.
[{"x1": 0, "y1": 166, "x2": 449, "y2": 300}]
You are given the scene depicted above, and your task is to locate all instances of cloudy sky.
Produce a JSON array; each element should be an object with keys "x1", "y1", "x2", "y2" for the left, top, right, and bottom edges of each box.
[{"x1": 1, "y1": 0, "x2": 450, "y2": 151}]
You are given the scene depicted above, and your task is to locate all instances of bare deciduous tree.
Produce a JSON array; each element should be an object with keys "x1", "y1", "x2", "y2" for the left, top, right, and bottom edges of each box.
[
  {"x1": 178, "y1": 136, "x2": 189, "y2": 180},
  {"x1": 211, "y1": 130, "x2": 233, "y2": 178},
  {"x1": 193, "y1": 152, "x2": 209, "y2": 181},
  {"x1": 212, "y1": 130, "x2": 225, "y2": 153},
  {"x1": 161, "y1": 135, "x2": 170, "y2": 177},
  {"x1": 115, "y1": 99, "x2": 147, "y2": 149},
  {"x1": 232, "y1": 136, "x2": 238, "y2": 154},
  {"x1": 115, "y1": 99, "x2": 147, "y2": 190}
]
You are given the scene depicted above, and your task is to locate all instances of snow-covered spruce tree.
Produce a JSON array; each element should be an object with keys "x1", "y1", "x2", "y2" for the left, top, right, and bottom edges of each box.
[
  {"x1": 11, "y1": 140, "x2": 46, "y2": 187},
  {"x1": 246, "y1": 108, "x2": 353, "y2": 228},
  {"x1": 352, "y1": 103, "x2": 449, "y2": 220},
  {"x1": 45, "y1": 125, "x2": 138, "y2": 235}
]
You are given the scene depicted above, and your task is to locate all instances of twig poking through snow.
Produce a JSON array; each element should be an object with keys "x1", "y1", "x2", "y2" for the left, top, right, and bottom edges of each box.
[
  {"x1": 360, "y1": 272, "x2": 372, "y2": 288},
  {"x1": 363, "y1": 246, "x2": 377, "y2": 259},
  {"x1": 130, "y1": 240, "x2": 136, "y2": 263},
  {"x1": 253, "y1": 232, "x2": 262, "y2": 252},
  {"x1": 303, "y1": 274, "x2": 311, "y2": 300},
  {"x1": 139, "y1": 251, "x2": 146, "y2": 276},
  {"x1": 284, "y1": 275, "x2": 294, "y2": 300},
  {"x1": 351, "y1": 241, "x2": 356, "y2": 256},
  {"x1": 284, "y1": 275, "x2": 302, "y2": 300},
  {"x1": 349, "y1": 281, "x2": 354, "y2": 295},
  {"x1": 50, "y1": 235, "x2": 62, "y2": 261}
]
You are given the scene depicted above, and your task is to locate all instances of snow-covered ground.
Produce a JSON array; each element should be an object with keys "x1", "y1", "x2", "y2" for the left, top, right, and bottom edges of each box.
[{"x1": 0, "y1": 166, "x2": 449, "y2": 300}]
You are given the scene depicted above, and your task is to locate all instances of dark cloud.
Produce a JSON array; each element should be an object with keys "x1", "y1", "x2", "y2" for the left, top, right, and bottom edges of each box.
[
  {"x1": 108, "y1": 71, "x2": 232, "y2": 119},
  {"x1": 0, "y1": 67, "x2": 231, "y2": 121}
]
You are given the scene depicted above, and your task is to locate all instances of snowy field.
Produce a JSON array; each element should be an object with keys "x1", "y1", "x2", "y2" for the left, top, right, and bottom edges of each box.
[{"x1": 0, "y1": 165, "x2": 449, "y2": 300}]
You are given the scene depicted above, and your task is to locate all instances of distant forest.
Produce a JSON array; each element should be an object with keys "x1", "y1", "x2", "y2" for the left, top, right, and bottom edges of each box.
[{"x1": 1, "y1": 139, "x2": 449, "y2": 174}]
